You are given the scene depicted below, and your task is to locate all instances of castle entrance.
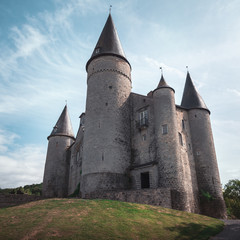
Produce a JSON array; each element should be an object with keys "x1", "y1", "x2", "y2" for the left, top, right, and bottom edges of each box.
[{"x1": 141, "y1": 172, "x2": 150, "y2": 188}]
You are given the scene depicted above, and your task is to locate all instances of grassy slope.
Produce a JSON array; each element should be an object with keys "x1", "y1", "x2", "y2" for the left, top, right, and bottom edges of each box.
[{"x1": 0, "y1": 199, "x2": 223, "y2": 240}]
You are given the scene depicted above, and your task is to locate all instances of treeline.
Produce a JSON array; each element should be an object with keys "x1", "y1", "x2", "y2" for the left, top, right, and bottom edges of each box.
[{"x1": 0, "y1": 183, "x2": 42, "y2": 196}]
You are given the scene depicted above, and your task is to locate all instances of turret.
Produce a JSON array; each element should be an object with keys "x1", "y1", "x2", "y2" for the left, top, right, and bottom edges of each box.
[
  {"x1": 43, "y1": 105, "x2": 75, "y2": 197},
  {"x1": 153, "y1": 73, "x2": 192, "y2": 211},
  {"x1": 181, "y1": 71, "x2": 226, "y2": 218},
  {"x1": 81, "y1": 14, "x2": 132, "y2": 196}
]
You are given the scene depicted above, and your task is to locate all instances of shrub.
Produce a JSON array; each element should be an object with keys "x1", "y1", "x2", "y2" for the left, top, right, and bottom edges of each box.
[{"x1": 223, "y1": 179, "x2": 240, "y2": 219}]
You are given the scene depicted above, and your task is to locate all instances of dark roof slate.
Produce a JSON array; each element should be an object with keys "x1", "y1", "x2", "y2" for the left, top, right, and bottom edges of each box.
[
  {"x1": 153, "y1": 74, "x2": 175, "y2": 93},
  {"x1": 86, "y1": 14, "x2": 130, "y2": 70},
  {"x1": 48, "y1": 105, "x2": 75, "y2": 140},
  {"x1": 181, "y1": 72, "x2": 209, "y2": 112}
]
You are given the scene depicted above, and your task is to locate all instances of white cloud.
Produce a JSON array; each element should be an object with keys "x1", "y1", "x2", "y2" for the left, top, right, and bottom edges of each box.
[
  {"x1": 0, "y1": 130, "x2": 19, "y2": 152},
  {"x1": 0, "y1": 142, "x2": 46, "y2": 188},
  {"x1": 11, "y1": 25, "x2": 48, "y2": 58},
  {"x1": 0, "y1": 132, "x2": 46, "y2": 188},
  {"x1": 227, "y1": 88, "x2": 240, "y2": 97}
]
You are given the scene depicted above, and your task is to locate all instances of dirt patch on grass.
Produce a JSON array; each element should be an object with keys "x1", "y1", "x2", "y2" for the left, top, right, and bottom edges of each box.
[{"x1": 21, "y1": 213, "x2": 54, "y2": 240}]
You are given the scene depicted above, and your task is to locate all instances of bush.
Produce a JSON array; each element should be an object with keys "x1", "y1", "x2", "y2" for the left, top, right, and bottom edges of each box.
[{"x1": 223, "y1": 179, "x2": 240, "y2": 219}]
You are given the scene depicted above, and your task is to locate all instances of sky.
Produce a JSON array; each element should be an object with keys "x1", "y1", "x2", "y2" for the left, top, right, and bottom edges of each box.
[{"x1": 0, "y1": 0, "x2": 239, "y2": 189}]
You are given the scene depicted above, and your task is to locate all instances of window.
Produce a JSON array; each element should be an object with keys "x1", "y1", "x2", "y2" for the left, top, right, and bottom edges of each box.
[
  {"x1": 95, "y1": 47, "x2": 100, "y2": 53},
  {"x1": 142, "y1": 134, "x2": 146, "y2": 141},
  {"x1": 162, "y1": 124, "x2": 168, "y2": 135},
  {"x1": 182, "y1": 119, "x2": 185, "y2": 130},
  {"x1": 178, "y1": 132, "x2": 183, "y2": 146},
  {"x1": 141, "y1": 172, "x2": 150, "y2": 189},
  {"x1": 138, "y1": 109, "x2": 148, "y2": 128}
]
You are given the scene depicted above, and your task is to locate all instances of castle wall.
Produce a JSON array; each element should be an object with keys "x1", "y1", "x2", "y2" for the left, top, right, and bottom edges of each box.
[
  {"x1": 130, "y1": 93, "x2": 156, "y2": 166},
  {"x1": 43, "y1": 136, "x2": 74, "y2": 197},
  {"x1": 81, "y1": 56, "x2": 132, "y2": 195},
  {"x1": 188, "y1": 109, "x2": 226, "y2": 218},
  {"x1": 176, "y1": 107, "x2": 200, "y2": 213},
  {"x1": 68, "y1": 126, "x2": 84, "y2": 195},
  {"x1": 83, "y1": 188, "x2": 172, "y2": 208},
  {"x1": 129, "y1": 93, "x2": 158, "y2": 190}
]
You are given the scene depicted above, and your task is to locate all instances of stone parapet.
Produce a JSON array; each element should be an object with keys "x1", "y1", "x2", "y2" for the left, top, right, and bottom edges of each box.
[
  {"x1": 0, "y1": 194, "x2": 43, "y2": 208},
  {"x1": 83, "y1": 188, "x2": 172, "y2": 208}
]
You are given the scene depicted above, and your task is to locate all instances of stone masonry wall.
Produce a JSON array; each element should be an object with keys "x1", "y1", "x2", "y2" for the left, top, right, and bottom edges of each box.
[
  {"x1": 83, "y1": 188, "x2": 171, "y2": 208},
  {"x1": 68, "y1": 126, "x2": 84, "y2": 195},
  {"x1": 176, "y1": 107, "x2": 200, "y2": 213},
  {"x1": 130, "y1": 93, "x2": 156, "y2": 167},
  {"x1": 0, "y1": 194, "x2": 43, "y2": 208}
]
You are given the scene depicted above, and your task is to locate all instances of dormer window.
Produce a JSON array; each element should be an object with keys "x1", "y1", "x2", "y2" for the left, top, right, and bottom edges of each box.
[{"x1": 95, "y1": 47, "x2": 100, "y2": 54}]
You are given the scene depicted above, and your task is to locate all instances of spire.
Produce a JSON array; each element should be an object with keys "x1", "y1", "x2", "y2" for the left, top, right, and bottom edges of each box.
[
  {"x1": 86, "y1": 14, "x2": 130, "y2": 70},
  {"x1": 157, "y1": 74, "x2": 168, "y2": 88},
  {"x1": 154, "y1": 68, "x2": 175, "y2": 92},
  {"x1": 181, "y1": 71, "x2": 209, "y2": 112},
  {"x1": 48, "y1": 105, "x2": 75, "y2": 140}
]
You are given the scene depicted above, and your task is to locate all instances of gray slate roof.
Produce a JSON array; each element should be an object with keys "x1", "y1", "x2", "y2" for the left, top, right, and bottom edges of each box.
[
  {"x1": 181, "y1": 72, "x2": 209, "y2": 112},
  {"x1": 153, "y1": 74, "x2": 175, "y2": 93},
  {"x1": 86, "y1": 14, "x2": 130, "y2": 70},
  {"x1": 48, "y1": 105, "x2": 75, "y2": 140}
]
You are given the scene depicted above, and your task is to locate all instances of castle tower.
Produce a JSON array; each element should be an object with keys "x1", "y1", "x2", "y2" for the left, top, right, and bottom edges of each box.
[
  {"x1": 81, "y1": 14, "x2": 132, "y2": 196},
  {"x1": 153, "y1": 74, "x2": 191, "y2": 211},
  {"x1": 181, "y1": 72, "x2": 226, "y2": 218},
  {"x1": 43, "y1": 105, "x2": 75, "y2": 197}
]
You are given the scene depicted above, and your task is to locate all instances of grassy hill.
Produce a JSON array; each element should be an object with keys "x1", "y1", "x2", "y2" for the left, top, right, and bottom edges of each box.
[{"x1": 0, "y1": 199, "x2": 223, "y2": 240}]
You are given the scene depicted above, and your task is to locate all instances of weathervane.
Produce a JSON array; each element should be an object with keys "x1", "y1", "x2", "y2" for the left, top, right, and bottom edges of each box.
[
  {"x1": 160, "y1": 66, "x2": 163, "y2": 76},
  {"x1": 186, "y1": 66, "x2": 189, "y2": 72},
  {"x1": 109, "y1": 5, "x2": 112, "y2": 14},
  {"x1": 65, "y1": 100, "x2": 67, "y2": 105}
]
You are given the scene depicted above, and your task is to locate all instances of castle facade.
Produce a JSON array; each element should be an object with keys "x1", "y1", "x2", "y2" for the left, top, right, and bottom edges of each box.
[{"x1": 42, "y1": 14, "x2": 226, "y2": 218}]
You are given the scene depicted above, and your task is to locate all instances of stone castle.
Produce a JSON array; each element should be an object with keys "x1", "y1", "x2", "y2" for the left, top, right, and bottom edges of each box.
[{"x1": 43, "y1": 14, "x2": 226, "y2": 218}]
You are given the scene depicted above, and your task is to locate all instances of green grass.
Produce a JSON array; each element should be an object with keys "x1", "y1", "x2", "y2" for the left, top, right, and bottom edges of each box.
[{"x1": 0, "y1": 199, "x2": 223, "y2": 240}]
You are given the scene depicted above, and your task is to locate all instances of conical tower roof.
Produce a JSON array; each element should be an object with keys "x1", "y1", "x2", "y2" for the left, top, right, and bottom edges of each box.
[
  {"x1": 153, "y1": 73, "x2": 175, "y2": 93},
  {"x1": 181, "y1": 72, "x2": 209, "y2": 112},
  {"x1": 48, "y1": 105, "x2": 75, "y2": 140},
  {"x1": 86, "y1": 14, "x2": 130, "y2": 70}
]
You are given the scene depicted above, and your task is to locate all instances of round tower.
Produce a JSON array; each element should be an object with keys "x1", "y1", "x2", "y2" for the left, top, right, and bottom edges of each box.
[
  {"x1": 181, "y1": 72, "x2": 226, "y2": 218},
  {"x1": 42, "y1": 105, "x2": 75, "y2": 198},
  {"x1": 153, "y1": 74, "x2": 190, "y2": 211},
  {"x1": 81, "y1": 14, "x2": 132, "y2": 196}
]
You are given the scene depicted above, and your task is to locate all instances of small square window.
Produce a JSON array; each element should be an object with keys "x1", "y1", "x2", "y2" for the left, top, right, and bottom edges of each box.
[{"x1": 162, "y1": 124, "x2": 168, "y2": 135}]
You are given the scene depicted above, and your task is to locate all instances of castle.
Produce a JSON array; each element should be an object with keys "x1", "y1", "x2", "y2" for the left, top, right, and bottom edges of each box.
[{"x1": 42, "y1": 14, "x2": 226, "y2": 218}]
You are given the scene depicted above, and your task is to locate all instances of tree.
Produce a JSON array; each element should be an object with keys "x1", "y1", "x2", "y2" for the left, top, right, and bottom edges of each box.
[{"x1": 223, "y1": 179, "x2": 240, "y2": 219}]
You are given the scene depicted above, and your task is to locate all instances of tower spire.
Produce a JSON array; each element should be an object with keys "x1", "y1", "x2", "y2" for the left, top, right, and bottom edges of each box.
[
  {"x1": 181, "y1": 71, "x2": 209, "y2": 112},
  {"x1": 48, "y1": 105, "x2": 75, "y2": 140},
  {"x1": 86, "y1": 14, "x2": 130, "y2": 70},
  {"x1": 153, "y1": 67, "x2": 174, "y2": 92}
]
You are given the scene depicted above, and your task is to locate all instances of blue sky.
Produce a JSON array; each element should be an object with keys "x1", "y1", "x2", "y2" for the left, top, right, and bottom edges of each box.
[{"x1": 0, "y1": 0, "x2": 239, "y2": 188}]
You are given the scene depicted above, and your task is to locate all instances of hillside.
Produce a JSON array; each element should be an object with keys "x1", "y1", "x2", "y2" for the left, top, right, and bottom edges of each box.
[{"x1": 0, "y1": 199, "x2": 223, "y2": 240}]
